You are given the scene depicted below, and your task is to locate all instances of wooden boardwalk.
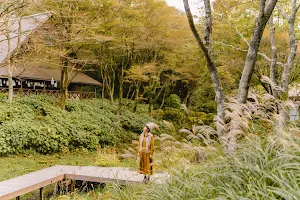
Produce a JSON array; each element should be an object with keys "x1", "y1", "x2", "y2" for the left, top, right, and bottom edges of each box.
[{"x1": 0, "y1": 165, "x2": 168, "y2": 200}]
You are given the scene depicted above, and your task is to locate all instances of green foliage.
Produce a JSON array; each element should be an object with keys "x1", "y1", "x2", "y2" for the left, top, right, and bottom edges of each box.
[
  {"x1": 189, "y1": 85, "x2": 217, "y2": 113},
  {"x1": 161, "y1": 108, "x2": 186, "y2": 125},
  {"x1": 152, "y1": 108, "x2": 214, "y2": 128},
  {"x1": 0, "y1": 96, "x2": 156, "y2": 155},
  {"x1": 164, "y1": 94, "x2": 181, "y2": 109},
  {"x1": 188, "y1": 111, "x2": 215, "y2": 125}
]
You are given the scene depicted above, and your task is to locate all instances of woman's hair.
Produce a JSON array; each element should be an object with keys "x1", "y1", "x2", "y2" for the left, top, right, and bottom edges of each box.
[{"x1": 145, "y1": 125, "x2": 150, "y2": 132}]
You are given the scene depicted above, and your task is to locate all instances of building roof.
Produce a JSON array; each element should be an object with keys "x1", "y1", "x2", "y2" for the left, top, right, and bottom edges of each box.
[
  {"x1": 0, "y1": 12, "x2": 102, "y2": 87},
  {"x1": 0, "y1": 66, "x2": 102, "y2": 86},
  {"x1": 0, "y1": 12, "x2": 52, "y2": 63}
]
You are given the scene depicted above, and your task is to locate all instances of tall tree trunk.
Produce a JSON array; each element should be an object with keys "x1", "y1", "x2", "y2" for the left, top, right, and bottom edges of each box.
[
  {"x1": 7, "y1": 35, "x2": 13, "y2": 103},
  {"x1": 108, "y1": 77, "x2": 114, "y2": 104},
  {"x1": 277, "y1": 1, "x2": 300, "y2": 124},
  {"x1": 133, "y1": 82, "x2": 140, "y2": 113},
  {"x1": 60, "y1": 57, "x2": 69, "y2": 110},
  {"x1": 237, "y1": 0, "x2": 278, "y2": 103},
  {"x1": 269, "y1": 15, "x2": 277, "y2": 91},
  {"x1": 183, "y1": 90, "x2": 191, "y2": 105},
  {"x1": 148, "y1": 96, "x2": 153, "y2": 115},
  {"x1": 118, "y1": 65, "x2": 124, "y2": 114},
  {"x1": 8, "y1": 69, "x2": 13, "y2": 103},
  {"x1": 107, "y1": 64, "x2": 115, "y2": 104},
  {"x1": 183, "y1": 0, "x2": 225, "y2": 137},
  {"x1": 102, "y1": 78, "x2": 105, "y2": 106},
  {"x1": 159, "y1": 87, "x2": 168, "y2": 109},
  {"x1": 280, "y1": 13, "x2": 297, "y2": 96}
]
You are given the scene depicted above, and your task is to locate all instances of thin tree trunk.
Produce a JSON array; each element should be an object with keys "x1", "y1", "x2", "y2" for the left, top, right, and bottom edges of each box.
[
  {"x1": 277, "y1": 1, "x2": 300, "y2": 125},
  {"x1": 148, "y1": 96, "x2": 153, "y2": 115},
  {"x1": 159, "y1": 87, "x2": 168, "y2": 109},
  {"x1": 108, "y1": 63, "x2": 115, "y2": 104},
  {"x1": 237, "y1": 0, "x2": 278, "y2": 103},
  {"x1": 183, "y1": 0, "x2": 225, "y2": 137},
  {"x1": 269, "y1": 15, "x2": 277, "y2": 94},
  {"x1": 133, "y1": 82, "x2": 140, "y2": 113},
  {"x1": 102, "y1": 76, "x2": 105, "y2": 105},
  {"x1": 8, "y1": 68, "x2": 13, "y2": 103},
  {"x1": 104, "y1": 66, "x2": 115, "y2": 104},
  {"x1": 280, "y1": 11, "x2": 298, "y2": 96},
  {"x1": 7, "y1": 34, "x2": 13, "y2": 103},
  {"x1": 109, "y1": 79, "x2": 114, "y2": 104},
  {"x1": 118, "y1": 64, "x2": 124, "y2": 114},
  {"x1": 183, "y1": 90, "x2": 192, "y2": 105},
  {"x1": 60, "y1": 58, "x2": 69, "y2": 110}
]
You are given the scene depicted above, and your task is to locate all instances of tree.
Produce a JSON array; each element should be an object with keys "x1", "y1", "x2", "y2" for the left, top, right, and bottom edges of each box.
[
  {"x1": 277, "y1": 0, "x2": 300, "y2": 97},
  {"x1": 0, "y1": 1, "x2": 27, "y2": 103},
  {"x1": 237, "y1": 0, "x2": 278, "y2": 103},
  {"x1": 183, "y1": 0, "x2": 225, "y2": 137},
  {"x1": 40, "y1": 0, "x2": 101, "y2": 109}
]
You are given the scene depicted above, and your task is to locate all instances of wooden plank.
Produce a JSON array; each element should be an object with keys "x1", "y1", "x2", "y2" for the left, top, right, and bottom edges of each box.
[
  {"x1": 65, "y1": 167, "x2": 168, "y2": 185},
  {"x1": 65, "y1": 167, "x2": 144, "y2": 184},
  {"x1": 0, "y1": 175, "x2": 64, "y2": 200},
  {"x1": 0, "y1": 166, "x2": 81, "y2": 200},
  {"x1": 0, "y1": 165, "x2": 169, "y2": 200}
]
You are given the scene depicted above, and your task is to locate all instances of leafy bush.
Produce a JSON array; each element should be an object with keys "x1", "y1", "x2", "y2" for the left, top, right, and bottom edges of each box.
[
  {"x1": 188, "y1": 111, "x2": 214, "y2": 125},
  {"x1": 153, "y1": 108, "x2": 214, "y2": 127},
  {"x1": 0, "y1": 96, "x2": 157, "y2": 155},
  {"x1": 164, "y1": 94, "x2": 181, "y2": 109},
  {"x1": 162, "y1": 108, "x2": 186, "y2": 125}
]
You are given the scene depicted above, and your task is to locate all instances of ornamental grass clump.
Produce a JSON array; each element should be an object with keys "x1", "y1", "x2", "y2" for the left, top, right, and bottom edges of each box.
[{"x1": 104, "y1": 133, "x2": 300, "y2": 200}]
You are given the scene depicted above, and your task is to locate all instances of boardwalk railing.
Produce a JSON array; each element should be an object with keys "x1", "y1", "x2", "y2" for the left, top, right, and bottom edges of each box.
[{"x1": 0, "y1": 88, "x2": 96, "y2": 99}]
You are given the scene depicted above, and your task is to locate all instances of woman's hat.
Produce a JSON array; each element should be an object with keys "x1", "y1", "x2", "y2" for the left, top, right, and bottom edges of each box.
[{"x1": 145, "y1": 122, "x2": 160, "y2": 131}]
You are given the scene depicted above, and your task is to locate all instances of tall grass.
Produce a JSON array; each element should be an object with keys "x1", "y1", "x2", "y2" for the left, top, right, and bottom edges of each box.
[
  {"x1": 104, "y1": 134, "x2": 300, "y2": 200},
  {"x1": 53, "y1": 93, "x2": 300, "y2": 199},
  {"x1": 102, "y1": 92, "x2": 300, "y2": 199}
]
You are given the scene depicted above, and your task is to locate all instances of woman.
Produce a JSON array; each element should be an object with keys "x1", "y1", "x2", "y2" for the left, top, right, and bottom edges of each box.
[{"x1": 138, "y1": 124, "x2": 155, "y2": 182}]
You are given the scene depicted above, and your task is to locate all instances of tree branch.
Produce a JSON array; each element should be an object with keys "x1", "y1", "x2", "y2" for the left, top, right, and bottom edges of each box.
[
  {"x1": 226, "y1": 19, "x2": 250, "y2": 46},
  {"x1": 214, "y1": 41, "x2": 248, "y2": 52},
  {"x1": 296, "y1": 4, "x2": 300, "y2": 12},
  {"x1": 214, "y1": 41, "x2": 285, "y2": 66},
  {"x1": 276, "y1": 5, "x2": 289, "y2": 19}
]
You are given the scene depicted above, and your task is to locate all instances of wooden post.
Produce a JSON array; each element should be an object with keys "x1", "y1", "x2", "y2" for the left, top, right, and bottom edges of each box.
[
  {"x1": 80, "y1": 85, "x2": 82, "y2": 100},
  {"x1": 20, "y1": 79, "x2": 23, "y2": 96},
  {"x1": 16, "y1": 197, "x2": 20, "y2": 200},
  {"x1": 70, "y1": 180, "x2": 75, "y2": 192},
  {"x1": 40, "y1": 187, "x2": 44, "y2": 200}
]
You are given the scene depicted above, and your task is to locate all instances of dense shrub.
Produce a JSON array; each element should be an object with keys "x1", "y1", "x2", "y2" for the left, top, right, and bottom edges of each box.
[
  {"x1": 188, "y1": 111, "x2": 214, "y2": 125},
  {"x1": 162, "y1": 108, "x2": 186, "y2": 125},
  {"x1": 153, "y1": 108, "x2": 214, "y2": 127},
  {"x1": 164, "y1": 94, "x2": 181, "y2": 109},
  {"x1": 0, "y1": 96, "x2": 156, "y2": 155}
]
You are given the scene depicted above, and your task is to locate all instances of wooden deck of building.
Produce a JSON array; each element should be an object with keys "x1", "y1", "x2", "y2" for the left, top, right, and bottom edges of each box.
[{"x1": 0, "y1": 165, "x2": 169, "y2": 200}]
